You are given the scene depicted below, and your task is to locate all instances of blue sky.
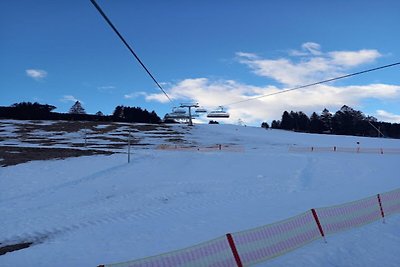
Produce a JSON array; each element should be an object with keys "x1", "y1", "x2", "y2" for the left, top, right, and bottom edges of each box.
[{"x1": 1, "y1": 0, "x2": 400, "y2": 125}]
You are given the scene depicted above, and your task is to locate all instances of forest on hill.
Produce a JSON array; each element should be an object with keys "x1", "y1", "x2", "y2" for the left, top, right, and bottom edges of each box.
[
  {"x1": 0, "y1": 101, "x2": 161, "y2": 124},
  {"x1": 266, "y1": 105, "x2": 400, "y2": 139}
]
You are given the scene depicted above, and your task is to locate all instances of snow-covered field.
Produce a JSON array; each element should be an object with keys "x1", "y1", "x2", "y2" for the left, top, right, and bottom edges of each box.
[{"x1": 1, "y1": 122, "x2": 399, "y2": 266}]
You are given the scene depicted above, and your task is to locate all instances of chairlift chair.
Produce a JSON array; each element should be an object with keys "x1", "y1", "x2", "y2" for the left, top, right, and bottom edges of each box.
[
  {"x1": 195, "y1": 107, "x2": 207, "y2": 113},
  {"x1": 172, "y1": 107, "x2": 186, "y2": 114},
  {"x1": 207, "y1": 106, "x2": 230, "y2": 118}
]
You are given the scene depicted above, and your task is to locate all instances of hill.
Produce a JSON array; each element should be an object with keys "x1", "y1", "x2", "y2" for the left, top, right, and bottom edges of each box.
[{"x1": 0, "y1": 120, "x2": 399, "y2": 266}]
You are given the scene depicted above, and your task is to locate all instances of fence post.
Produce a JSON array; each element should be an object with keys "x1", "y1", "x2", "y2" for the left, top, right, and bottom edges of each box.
[
  {"x1": 128, "y1": 129, "x2": 131, "y2": 163},
  {"x1": 311, "y1": 209, "x2": 327, "y2": 243},
  {"x1": 84, "y1": 129, "x2": 87, "y2": 148},
  {"x1": 226, "y1": 233, "x2": 243, "y2": 267},
  {"x1": 377, "y1": 194, "x2": 386, "y2": 223}
]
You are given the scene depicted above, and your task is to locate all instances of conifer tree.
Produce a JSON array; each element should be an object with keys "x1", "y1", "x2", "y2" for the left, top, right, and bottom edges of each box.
[{"x1": 69, "y1": 101, "x2": 86, "y2": 114}]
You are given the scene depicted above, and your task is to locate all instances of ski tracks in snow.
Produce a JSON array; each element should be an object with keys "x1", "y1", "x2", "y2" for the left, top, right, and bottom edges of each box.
[{"x1": 1, "y1": 177, "x2": 273, "y2": 249}]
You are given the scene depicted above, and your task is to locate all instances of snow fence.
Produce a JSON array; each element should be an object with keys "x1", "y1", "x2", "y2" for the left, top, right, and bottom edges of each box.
[
  {"x1": 289, "y1": 146, "x2": 400, "y2": 154},
  {"x1": 98, "y1": 188, "x2": 400, "y2": 267}
]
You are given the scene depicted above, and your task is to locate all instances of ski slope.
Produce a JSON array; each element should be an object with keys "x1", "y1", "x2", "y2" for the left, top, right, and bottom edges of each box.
[{"x1": 1, "y1": 123, "x2": 399, "y2": 267}]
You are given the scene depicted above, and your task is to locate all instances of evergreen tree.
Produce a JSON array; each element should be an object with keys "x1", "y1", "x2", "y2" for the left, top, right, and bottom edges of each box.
[
  {"x1": 332, "y1": 105, "x2": 365, "y2": 135},
  {"x1": 320, "y1": 108, "x2": 332, "y2": 132},
  {"x1": 297, "y1": 111, "x2": 310, "y2": 132},
  {"x1": 69, "y1": 101, "x2": 86, "y2": 114},
  {"x1": 280, "y1": 111, "x2": 294, "y2": 130},
  {"x1": 309, "y1": 112, "x2": 324, "y2": 133},
  {"x1": 8, "y1": 102, "x2": 56, "y2": 119},
  {"x1": 112, "y1": 105, "x2": 124, "y2": 120},
  {"x1": 290, "y1": 111, "x2": 299, "y2": 130},
  {"x1": 261, "y1": 122, "x2": 269, "y2": 129},
  {"x1": 271, "y1": 120, "x2": 280, "y2": 129}
]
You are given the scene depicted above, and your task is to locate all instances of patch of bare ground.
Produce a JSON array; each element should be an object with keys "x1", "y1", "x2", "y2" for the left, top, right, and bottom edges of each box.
[
  {"x1": 0, "y1": 121, "x2": 187, "y2": 166},
  {"x1": 0, "y1": 242, "x2": 33, "y2": 256},
  {"x1": 0, "y1": 146, "x2": 112, "y2": 167},
  {"x1": 130, "y1": 124, "x2": 169, "y2": 131},
  {"x1": 14, "y1": 121, "x2": 117, "y2": 134},
  {"x1": 166, "y1": 138, "x2": 186, "y2": 143}
]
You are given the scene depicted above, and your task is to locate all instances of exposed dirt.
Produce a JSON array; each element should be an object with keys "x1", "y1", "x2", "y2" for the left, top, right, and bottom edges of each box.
[
  {"x1": 0, "y1": 242, "x2": 33, "y2": 256},
  {"x1": 0, "y1": 120, "x2": 188, "y2": 166},
  {"x1": 0, "y1": 146, "x2": 112, "y2": 167}
]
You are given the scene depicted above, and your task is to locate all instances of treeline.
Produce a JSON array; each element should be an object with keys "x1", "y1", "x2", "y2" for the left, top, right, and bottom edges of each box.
[
  {"x1": 112, "y1": 105, "x2": 160, "y2": 123},
  {"x1": 0, "y1": 102, "x2": 161, "y2": 123},
  {"x1": 269, "y1": 105, "x2": 400, "y2": 139}
]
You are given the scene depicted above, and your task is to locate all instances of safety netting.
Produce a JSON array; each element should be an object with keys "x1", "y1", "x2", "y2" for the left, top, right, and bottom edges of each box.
[
  {"x1": 103, "y1": 236, "x2": 236, "y2": 267},
  {"x1": 156, "y1": 144, "x2": 244, "y2": 152},
  {"x1": 380, "y1": 188, "x2": 400, "y2": 216},
  {"x1": 315, "y1": 195, "x2": 382, "y2": 235},
  {"x1": 99, "y1": 188, "x2": 400, "y2": 267},
  {"x1": 230, "y1": 211, "x2": 321, "y2": 266},
  {"x1": 289, "y1": 146, "x2": 400, "y2": 154}
]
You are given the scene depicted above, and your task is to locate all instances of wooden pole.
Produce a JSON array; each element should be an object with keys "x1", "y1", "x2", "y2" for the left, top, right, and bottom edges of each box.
[
  {"x1": 128, "y1": 129, "x2": 131, "y2": 163},
  {"x1": 84, "y1": 129, "x2": 87, "y2": 148}
]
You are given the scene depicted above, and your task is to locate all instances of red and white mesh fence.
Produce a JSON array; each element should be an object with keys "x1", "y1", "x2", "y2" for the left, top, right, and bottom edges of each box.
[
  {"x1": 99, "y1": 188, "x2": 400, "y2": 267},
  {"x1": 314, "y1": 195, "x2": 382, "y2": 235},
  {"x1": 380, "y1": 188, "x2": 400, "y2": 216},
  {"x1": 101, "y1": 236, "x2": 236, "y2": 267},
  {"x1": 289, "y1": 146, "x2": 400, "y2": 154},
  {"x1": 231, "y1": 211, "x2": 321, "y2": 266},
  {"x1": 157, "y1": 144, "x2": 244, "y2": 152}
]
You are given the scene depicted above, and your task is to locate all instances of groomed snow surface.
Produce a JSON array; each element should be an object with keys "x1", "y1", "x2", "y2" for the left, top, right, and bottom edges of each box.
[{"x1": 1, "y1": 124, "x2": 400, "y2": 267}]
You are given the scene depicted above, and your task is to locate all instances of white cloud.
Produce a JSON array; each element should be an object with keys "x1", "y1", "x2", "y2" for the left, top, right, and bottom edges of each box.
[
  {"x1": 235, "y1": 52, "x2": 259, "y2": 59},
  {"x1": 26, "y1": 69, "x2": 47, "y2": 80},
  {"x1": 302, "y1": 42, "x2": 322, "y2": 55},
  {"x1": 97, "y1": 85, "x2": 116, "y2": 92},
  {"x1": 328, "y1": 49, "x2": 381, "y2": 67},
  {"x1": 289, "y1": 42, "x2": 322, "y2": 56},
  {"x1": 124, "y1": 92, "x2": 147, "y2": 99},
  {"x1": 146, "y1": 78, "x2": 400, "y2": 125},
  {"x1": 239, "y1": 43, "x2": 382, "y2": 86},
  {"x1": 60, "y1": 95, "x2": 82, "y2": 103},
  {"x1": 144, "y1": 43, "x2": 398, "y2": 125},
  {"x1": 375, "y1": 110, "x2": 400, "y2": 123}
]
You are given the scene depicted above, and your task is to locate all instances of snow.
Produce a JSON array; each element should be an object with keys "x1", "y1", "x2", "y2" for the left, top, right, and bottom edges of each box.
[{"x1": 0, "y1": 123, "x2": 400, "y2": 267}]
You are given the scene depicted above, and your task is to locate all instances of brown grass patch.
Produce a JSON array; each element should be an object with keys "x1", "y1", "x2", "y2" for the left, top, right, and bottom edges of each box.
[
  {"x1": 0, "y1": 242, "x2": 33, "y2": 256},
  {"x1": 0, "y1": 146, "x2": 112, "y2": 167}
]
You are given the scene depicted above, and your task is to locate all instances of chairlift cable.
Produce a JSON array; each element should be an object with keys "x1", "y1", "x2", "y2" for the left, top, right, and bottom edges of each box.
[
  {"x1": 90, "y1": 0, "x2": 172, "y2": 103},
  {"x1": 224, "y1": 62, "x2": 400, "y2": 107}
]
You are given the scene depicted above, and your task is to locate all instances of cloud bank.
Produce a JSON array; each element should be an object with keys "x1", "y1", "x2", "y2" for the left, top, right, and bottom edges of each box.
[
  {"x1": 144, "y1": 43, "x2": 400, "y2": 125},
  {"x1": 376, "y1": 110, "x2": 400, "y2": 123}
]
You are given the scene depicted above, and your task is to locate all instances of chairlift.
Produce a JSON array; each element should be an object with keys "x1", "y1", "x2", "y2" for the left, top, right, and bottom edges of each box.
[
  {"x1": 207, "y1": 106, "x2": 230, "y2": 118},
  {"x1": 172, "y1": 107, "x2": 186, "y2": 114},
  {"x1": 166, "y1": 107, "x2": 188, "y2": 120},
  {"x1": 195, "y1": 107, "x2": 207, "y2": 113},
  {"x1": 167, "y1": 112, "x2": 189, "y2": 119}
]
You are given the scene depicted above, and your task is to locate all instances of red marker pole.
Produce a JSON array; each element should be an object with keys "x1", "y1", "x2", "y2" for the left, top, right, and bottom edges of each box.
[
  {"x1": 226, "y1": 233, "x2": 243, "y2": 267},
  {"x1": 311, "y1": 209, "x2": 327, "y2": 243},
  {"x1": 377, "y1": 194, "x2": 386, "y2": 223}
]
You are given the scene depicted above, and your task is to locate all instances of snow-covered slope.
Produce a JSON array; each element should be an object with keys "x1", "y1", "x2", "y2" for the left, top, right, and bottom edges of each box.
[{"x1": 0, "y1": 123, "x2": 399, "y2": 267}]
